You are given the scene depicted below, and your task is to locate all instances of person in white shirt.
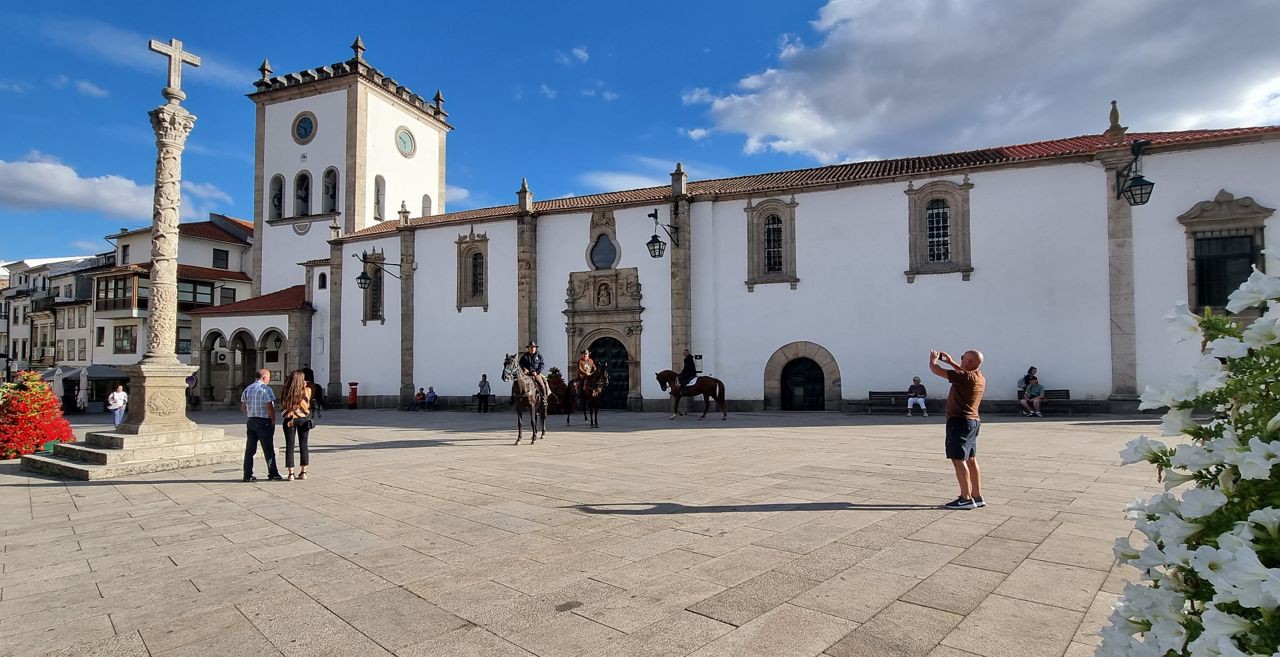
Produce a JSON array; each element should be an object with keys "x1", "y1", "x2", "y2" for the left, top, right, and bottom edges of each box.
[{"x1": 107, "y1": 385, "x2": 128, "y2": 427}]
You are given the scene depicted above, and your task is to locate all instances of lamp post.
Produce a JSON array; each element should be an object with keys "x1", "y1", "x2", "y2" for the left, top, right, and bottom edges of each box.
[
  {"x1": 1116, "y1": 140, "x2": 1155, "y2": 206},
  {"x1": 352, "y1": 251, "x2": 408, "y2": 289},
  {"x1": 646, "y1": 208, "x2": 679, "y2": 259}
]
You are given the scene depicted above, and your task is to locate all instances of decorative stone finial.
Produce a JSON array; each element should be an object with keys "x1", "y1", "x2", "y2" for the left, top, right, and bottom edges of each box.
[
  {"x1": 351, "y1": 35, "x2": 366, "y2": 61},
  {"x1": 148, "y1": 38, "x2": 202, "y2": 105},
  {"x1": 1104, "y1": 99, "x2": 1128, "y2": 145},
  {"x1": 434, "y1": 89, "x2": 444, "y2": 106},
  {"x1": 671, "y1": 162, "x2": 687, "y2": 197},
  {"x1": 398, "y1": 200, "x2": 410, "y2": 226},
  {"x1": 258, "y1": 59, "x2": 273, "y2": 80},
  {"x1": 517, "y1": 178, "x2": 533, "y2": 213}
]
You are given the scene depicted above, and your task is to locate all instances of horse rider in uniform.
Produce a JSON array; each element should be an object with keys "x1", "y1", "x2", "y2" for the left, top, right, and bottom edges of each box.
[
  {"x1": 678, "y1": 348, "x2": 697, "y2": 394},
  {"x1": 519, "y1": 342, "x2": 551, "y2": 401}
]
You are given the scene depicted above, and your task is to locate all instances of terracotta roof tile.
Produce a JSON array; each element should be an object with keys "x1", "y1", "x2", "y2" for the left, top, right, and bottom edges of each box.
[
  {"x1": 297, "y1": 258, "x2": 332, "y2": 267},
  {"x1": 343, "y1": 125, "x2": 1280, "y2": 240},
  {"x1": 188, "y1": 285, "x2": 310, "y2": 315},
  {"x1": 92, "y1": 263, "x2": 252, "y2": 282}
]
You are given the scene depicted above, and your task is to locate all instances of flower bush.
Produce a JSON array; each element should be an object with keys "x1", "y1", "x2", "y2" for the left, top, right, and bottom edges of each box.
[
  {"x1": 546, "y1": 367, "x2": 568, "y2": 414},
  {"x1": 1102, "y1": 266, "x2": 1280, "y2": 657},
  {"x1": 0, "y1": 371, "x2": 76, "y2": 459}
]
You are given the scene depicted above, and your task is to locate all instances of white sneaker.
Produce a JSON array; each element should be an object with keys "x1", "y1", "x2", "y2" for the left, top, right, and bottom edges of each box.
[{"x1": 923, "y1": 412, "x2": 929, "y2": 417}]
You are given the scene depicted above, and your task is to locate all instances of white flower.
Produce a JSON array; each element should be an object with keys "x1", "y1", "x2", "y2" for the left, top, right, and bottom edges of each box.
[
  {"x1": 1122, "y1": 435, "x2": 1168, "y2": 465},
  {"x1": 1127, "y1": 492, "x2": 1177, "y2": 518},
  {"x1": 1213, "y1": 636, "x2": 1253, "y2": 657},
  {"x1": 1162, "y1": 468, "x2": 1198, "y2": 490},
  {"x1": 1163, "y1": 300, "x2": 1202, "y2": 342},
  {"x1": 1268, "y1": 411, "x2": 1280, "y2": 435},
  {"x1": 1206, "y1": 336, "x2": 1251, "y2": 359},
  {"x1": 1192, "y1": 356, "x2": 1230, "y2": 395},
  {"x1": 1133, "y1": 543, "x2": 1170, "y2": 572},
  {"x1": 1114, "y1": 536, "x2": 1141, "y2": 562},
  {"x1": 1162, "y1": 408, "x2": 1200, "y2": 437},
  {"x1": 1242, "y1": 314, "x2": 1280, "y2": 348},
  {"x1": 1199, "y1": 607, "x2": 1253, "y2": 641},
  {"x1": 1219, "y1": 523, "x2": 1257, "y2": 550},
  {"x1": 1226, "y1": 266, "x2": 1280, "y2": 313},
  {"x1": 1139, "y1": 385, "x2": 1177, "y2": 411},
  {"x1": 1248, "y1": 508, "x2": 1280, "y2": 537},
  {"x1": 1226, "y1": 437, "x2": 1280, "y2": 480},
  {"x1": 1154, "y1": 514, "x2": 1200, "y2": 544},
  {"x1": 1169, "y1": 443, "x2": 1222, "y2": 470},
  {"x1": 1180, "y1": 488, "x2": 1228, "y2": 518},
  {"x1": 1148, "y1": 618, "x2": 1189, "y2": 654},
  {"x1": 1191, "y1": 545, "x2": 1231, "y2": 587}
]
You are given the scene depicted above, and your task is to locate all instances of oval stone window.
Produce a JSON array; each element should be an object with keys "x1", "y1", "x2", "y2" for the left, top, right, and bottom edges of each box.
[{"x1": 590, "y1": 234, "x2": 617, "y2": 270}]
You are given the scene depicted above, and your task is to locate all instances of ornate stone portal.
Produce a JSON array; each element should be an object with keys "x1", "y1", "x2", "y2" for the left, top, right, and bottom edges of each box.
[
  {"x1": 564, "y1": 264, "x2": 644, "y2": 409},
  {"x1": 23, "y1": 39, "x2": 238, "y2": 479}
]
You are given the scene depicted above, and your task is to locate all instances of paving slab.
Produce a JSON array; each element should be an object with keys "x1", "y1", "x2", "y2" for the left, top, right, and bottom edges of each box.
[
  {"x1": 686, "y1": 603, "x2": 857, "y2": 657},
  {"x1": 940, "y1": 594, "x2": 1083, "y2": 657},
  {"x1": 826, "y1": 601, "x2": 963, "y2": 657}
]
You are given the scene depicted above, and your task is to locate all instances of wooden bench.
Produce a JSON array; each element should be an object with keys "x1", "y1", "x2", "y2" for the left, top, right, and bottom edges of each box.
[
  {"x1": 849, "y1": 391, "x2": 919, "y2": 414},
  {"x1": 1025, "y1": 389, "x2": 1102, "y2": 415}
]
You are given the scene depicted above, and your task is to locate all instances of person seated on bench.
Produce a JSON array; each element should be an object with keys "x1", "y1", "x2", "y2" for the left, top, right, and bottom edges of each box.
[
  {"x1": 424, "y1": 386, "x2": 438, "y2": 411},
  {"x1": 1021, "y1": 376, "x2": 1045, "y2": 417},
  {"x1": 410, "y1": 387, "x2": 427, "y2": 411},
  {"x1": 1016, "y1": 366, "x2": 1037, "y2": 402},
  {"x1": 907, "y1": 376, "x2": 928, "y2": 417}
]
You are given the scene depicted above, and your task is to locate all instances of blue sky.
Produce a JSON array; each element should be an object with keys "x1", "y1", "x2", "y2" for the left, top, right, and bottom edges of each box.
[{"x1": 2, "y1": 0, "x2": 1279, "y2": 261}]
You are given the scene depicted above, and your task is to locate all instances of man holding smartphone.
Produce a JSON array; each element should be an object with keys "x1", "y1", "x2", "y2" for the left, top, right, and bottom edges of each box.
[{"x1": 929, "y1": 349, "x2": 986, "y2": 510}]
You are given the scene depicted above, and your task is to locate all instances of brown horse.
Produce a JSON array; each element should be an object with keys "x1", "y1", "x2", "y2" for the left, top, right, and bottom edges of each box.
[
  {"x1": 655, "y1": 370, "x2": 727, "y2": 420},
  {"x1": 579, "y1": 365, "x2": 609, "y2": 427},
  {"x1": 502, "y1": 354, "x2": 546, "y2": 444}
]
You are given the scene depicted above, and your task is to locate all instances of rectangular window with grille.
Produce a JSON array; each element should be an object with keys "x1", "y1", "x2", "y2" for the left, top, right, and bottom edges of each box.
[
  {"x1": 1194, "y1": 235, "x2": 1256, "y2": 309},
  {"x1": 764, "y1": 216, "x2": 783, "y2": 273},
  {"x1": 113, "y1": 325, "x2": 136, "y2": 354},
  {"x1": 926, "y1": 201, "x2": 951, "y2": 263},
  {"x1": 471, "y1": 253, "x2": 485, "y2": 298},
  {"x1": 220, "y1": 287, "x2": 237, "y2": 304},
  {"x1": 78, "y1": 338, "x2": 86, "y2": 360},
  {"x1": 212, "y1": 249, "x2": 229, "y2": 270}
]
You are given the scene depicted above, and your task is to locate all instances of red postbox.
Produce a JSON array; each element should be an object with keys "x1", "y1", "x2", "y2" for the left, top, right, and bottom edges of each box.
[{"x1": 347, "y1": 381, "x2": 358, "y2": 409}]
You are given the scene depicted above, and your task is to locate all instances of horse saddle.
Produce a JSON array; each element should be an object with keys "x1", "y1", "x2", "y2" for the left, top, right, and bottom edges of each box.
[{"x1": 680, "y1": 376, "x2": 698, "y2": 394}]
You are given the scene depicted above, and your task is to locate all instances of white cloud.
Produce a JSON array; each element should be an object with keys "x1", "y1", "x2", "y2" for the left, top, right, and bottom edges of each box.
[
  {"x1": 579, "y1": 155, "x2": 735, "y2": 193},
  {"x1": 601, "y1": 91, "x2": 619, "y2": 102},
  {"x1": 0, "y1": 80, "x2": 28, "y2": 93},
  {"x1": 0, "y1": 153, "x2": 224, "y2": 220},
  {"x1": 572, "y1": 47, "x2": 589, "y2": 63},
  {"x1": 555, "y1": 46, "x2": 590, "y2": 66},
  {"x1": 539, "y1": 84, "x2": 557, "y2": 99},
  {"x1": 74, "y1": 80, "x2": 109, "y2": 98},
  {"x1": 687, "y1": 0, "x2": 1280, "y2": 164},
  {"x1": 681, "y1": 88, "x2": 714, "y2": 105},
  {"x1": 181, "y1": 180, "x2": 233, "y2": 204},
  {"x1": 70, "y1": 240, "x2": 101, "y2": 253},
  {"x1": 49, "y1": 74, "x2": 70, "y2": 89},
  {"x1": 38, "y1": 18, "x2": 253, "y2": 90},
  {"x1": 446, "y1": 185, "x2": 471, "y2": 202},
  {"x1": 679, "y1": 127, "x2": 711, "y2": 142}
]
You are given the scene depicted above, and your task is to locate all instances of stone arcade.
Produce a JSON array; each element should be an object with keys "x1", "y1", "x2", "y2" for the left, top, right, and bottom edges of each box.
[{"x1": 183, "y1": 39, "x2": 1279, "y2": 414}]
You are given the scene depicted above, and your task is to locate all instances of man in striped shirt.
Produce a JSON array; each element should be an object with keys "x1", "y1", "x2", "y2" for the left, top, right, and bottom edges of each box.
[{"x1": 240, "y1": 369, "x2": 282, "y2": 482}]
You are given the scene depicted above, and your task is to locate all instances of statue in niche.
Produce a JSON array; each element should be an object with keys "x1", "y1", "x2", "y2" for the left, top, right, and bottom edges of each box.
[{"x1": 596, "y1": 283, "x2": 612, "y2": 307}]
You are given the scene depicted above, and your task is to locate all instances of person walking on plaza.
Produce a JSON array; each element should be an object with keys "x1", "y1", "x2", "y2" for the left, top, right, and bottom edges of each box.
[
  {"x1": 477, "y1": 374, "x2": 491, "y2": 413},
  {"x1": 280, "y1": 370, "x2": 313, "y2": 481},
  {"x1": 240, "y1": 369, "x2": 282, "y2": 482},
  {"x1": 929, "y1": 349, "x2": 986, "y2": 510},
  {"x1": 107, "y1": 384, "x2": 128, "y2": 427},
  {"x1": 906, "y1": 376, "x2": 928, "y2": 417}
]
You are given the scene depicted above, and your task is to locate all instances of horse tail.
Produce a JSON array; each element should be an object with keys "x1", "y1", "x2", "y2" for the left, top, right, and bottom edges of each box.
[{"x1": 716, "y1": 378, "x2": 726, "y2": 404}]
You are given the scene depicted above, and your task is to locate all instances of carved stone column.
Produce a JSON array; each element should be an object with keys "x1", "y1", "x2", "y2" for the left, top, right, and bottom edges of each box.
[
  {"x1": 669, "y1": 163, "x2": 692, "y2": 369},
  {"x1": 517, "y1": 217, "x2": 538, "y2": 344},
  {"x1": 118, "y1": 100, "x2": 199, "y2": 435},
  {"x1": 1100, "y1": 151, "x2": 1138, "y2": 403},
  {"x1": 399, "y1": 226, "x2": 416, "y2": 405}
]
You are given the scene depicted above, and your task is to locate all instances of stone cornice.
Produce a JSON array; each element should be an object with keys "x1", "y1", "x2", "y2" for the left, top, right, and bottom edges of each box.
[{"x1": 248, "y1": 58, "x2": 451, "y2": 131}]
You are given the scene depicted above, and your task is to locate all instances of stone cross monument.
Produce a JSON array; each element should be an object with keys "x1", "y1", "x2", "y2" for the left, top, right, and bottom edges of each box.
[{"x1": 118, "y1": 38, "x2": 204, "y2": 435}]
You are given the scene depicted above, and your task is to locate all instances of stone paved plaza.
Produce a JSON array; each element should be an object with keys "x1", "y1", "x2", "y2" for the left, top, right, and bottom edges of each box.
[{"x1": 0, "y1": 409, "x2": 1158, "y2": 657}]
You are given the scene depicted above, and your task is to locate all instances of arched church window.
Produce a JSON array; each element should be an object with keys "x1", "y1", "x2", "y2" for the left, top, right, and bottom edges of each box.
[
  {"x1": 422, "y1": 194, "x2": 433, "y2": 217},
  {"x1": 322, "y1": 168, "x2": 338, "y2": 214},
  {"x1": 317, "y1": 272, "x2": 327, "y2": 290},
  {"x1": 904, "y1": 178, "x2": 973, "y2": 282},
  {"x1": 764, "y1": 215, "x2": 783, "y2": 273},
  {"x1": 295, "y1": 171, "x2": 312, "y2": 217},
  {"x1": 925, "y1": 199, "x2": 950, "y2": 263},
  {"x1": 374, "y1": 175, "x2": 386, "y2": 221},
  {"x1": 269, "y1": 175, "x2": 284, "y2": 220},
  {"x1": 471, "y1": 252, "x2": 484, "y2": 297},
  {"x1": 744, "y1": 198, "x2": 798, "y2": 291},
  {"x1": 590, "y1": 234, "x2": 618, "y2": 270}
]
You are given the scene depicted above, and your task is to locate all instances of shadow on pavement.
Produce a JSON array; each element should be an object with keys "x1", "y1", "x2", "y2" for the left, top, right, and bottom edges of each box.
[{"x1": 568, "y1": 501, "x2": 942, "y2": 515}]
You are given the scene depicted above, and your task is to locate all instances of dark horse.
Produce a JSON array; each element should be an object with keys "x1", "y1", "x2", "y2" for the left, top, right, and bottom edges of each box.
[
  {"x1": 502, "y1": 354, "x2": 547, "y2": 444},
  {"x1": 572, "y1": 365, "x2": 609, "y2": 428},
  {"x1": 655, "y1": 369, "x2": 727, "y2": 420},
  {"x1": 307, "y1": 382, "x2": 326, "y2": 418}
]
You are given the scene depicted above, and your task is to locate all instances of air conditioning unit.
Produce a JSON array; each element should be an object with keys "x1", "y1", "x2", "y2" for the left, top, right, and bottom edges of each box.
[{"x1": 213, "y1": 348, "x2": 231, "y2": 364}]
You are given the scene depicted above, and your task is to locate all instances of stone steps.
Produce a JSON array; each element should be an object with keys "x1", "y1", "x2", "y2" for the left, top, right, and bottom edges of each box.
[{"x1": 20, "y1": 427, "x2": 238, "y2": 481}]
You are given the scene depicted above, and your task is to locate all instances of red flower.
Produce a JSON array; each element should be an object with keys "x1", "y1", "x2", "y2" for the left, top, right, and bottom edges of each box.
[{"x1": 0, "y1": 371, "x2": 76, "y2": 459}]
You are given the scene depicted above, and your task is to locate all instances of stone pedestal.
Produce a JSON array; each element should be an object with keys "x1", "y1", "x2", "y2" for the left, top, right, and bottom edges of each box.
[{"x1": 117, "y1": 361, "x2": 199, "y2": 435}]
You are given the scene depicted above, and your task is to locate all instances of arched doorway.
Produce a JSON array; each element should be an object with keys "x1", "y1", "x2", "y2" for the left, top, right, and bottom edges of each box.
[
  {"x1": 762, "y1": 341, "x2": 842, "y2": 411},
  {"x1": 781, "y1": 358, "x2": 824, "y2": 411},
  {"x1": 200, "y1": 330, "x2": 229, "y2": 403},
  {"x1": 589, "y1": 336, "x2": 629, "y2": 409}
]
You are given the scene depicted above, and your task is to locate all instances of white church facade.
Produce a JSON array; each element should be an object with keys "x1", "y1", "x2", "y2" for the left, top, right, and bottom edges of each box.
[{"x1": 192, "y1": 41, "x2": 1280, "y2": 412}]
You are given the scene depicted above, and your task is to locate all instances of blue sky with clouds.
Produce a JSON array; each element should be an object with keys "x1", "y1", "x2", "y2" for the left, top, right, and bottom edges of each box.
[{"x1": 2, "y1": 0, "x2": 1279, "y2": 261}]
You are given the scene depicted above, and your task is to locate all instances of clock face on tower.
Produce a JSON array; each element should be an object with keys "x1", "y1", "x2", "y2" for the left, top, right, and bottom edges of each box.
[
  {"x1": 291, "y1": 112, "x2": 317, "y2": 145},
  {"x1": 395, "y1": 127, "x2": 416, "y2": 157}
]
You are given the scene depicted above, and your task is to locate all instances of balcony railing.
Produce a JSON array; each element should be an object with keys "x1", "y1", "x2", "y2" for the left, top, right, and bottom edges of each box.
[{"x1": 96, "y1": 297, "x2": 149, "y2": 312}]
